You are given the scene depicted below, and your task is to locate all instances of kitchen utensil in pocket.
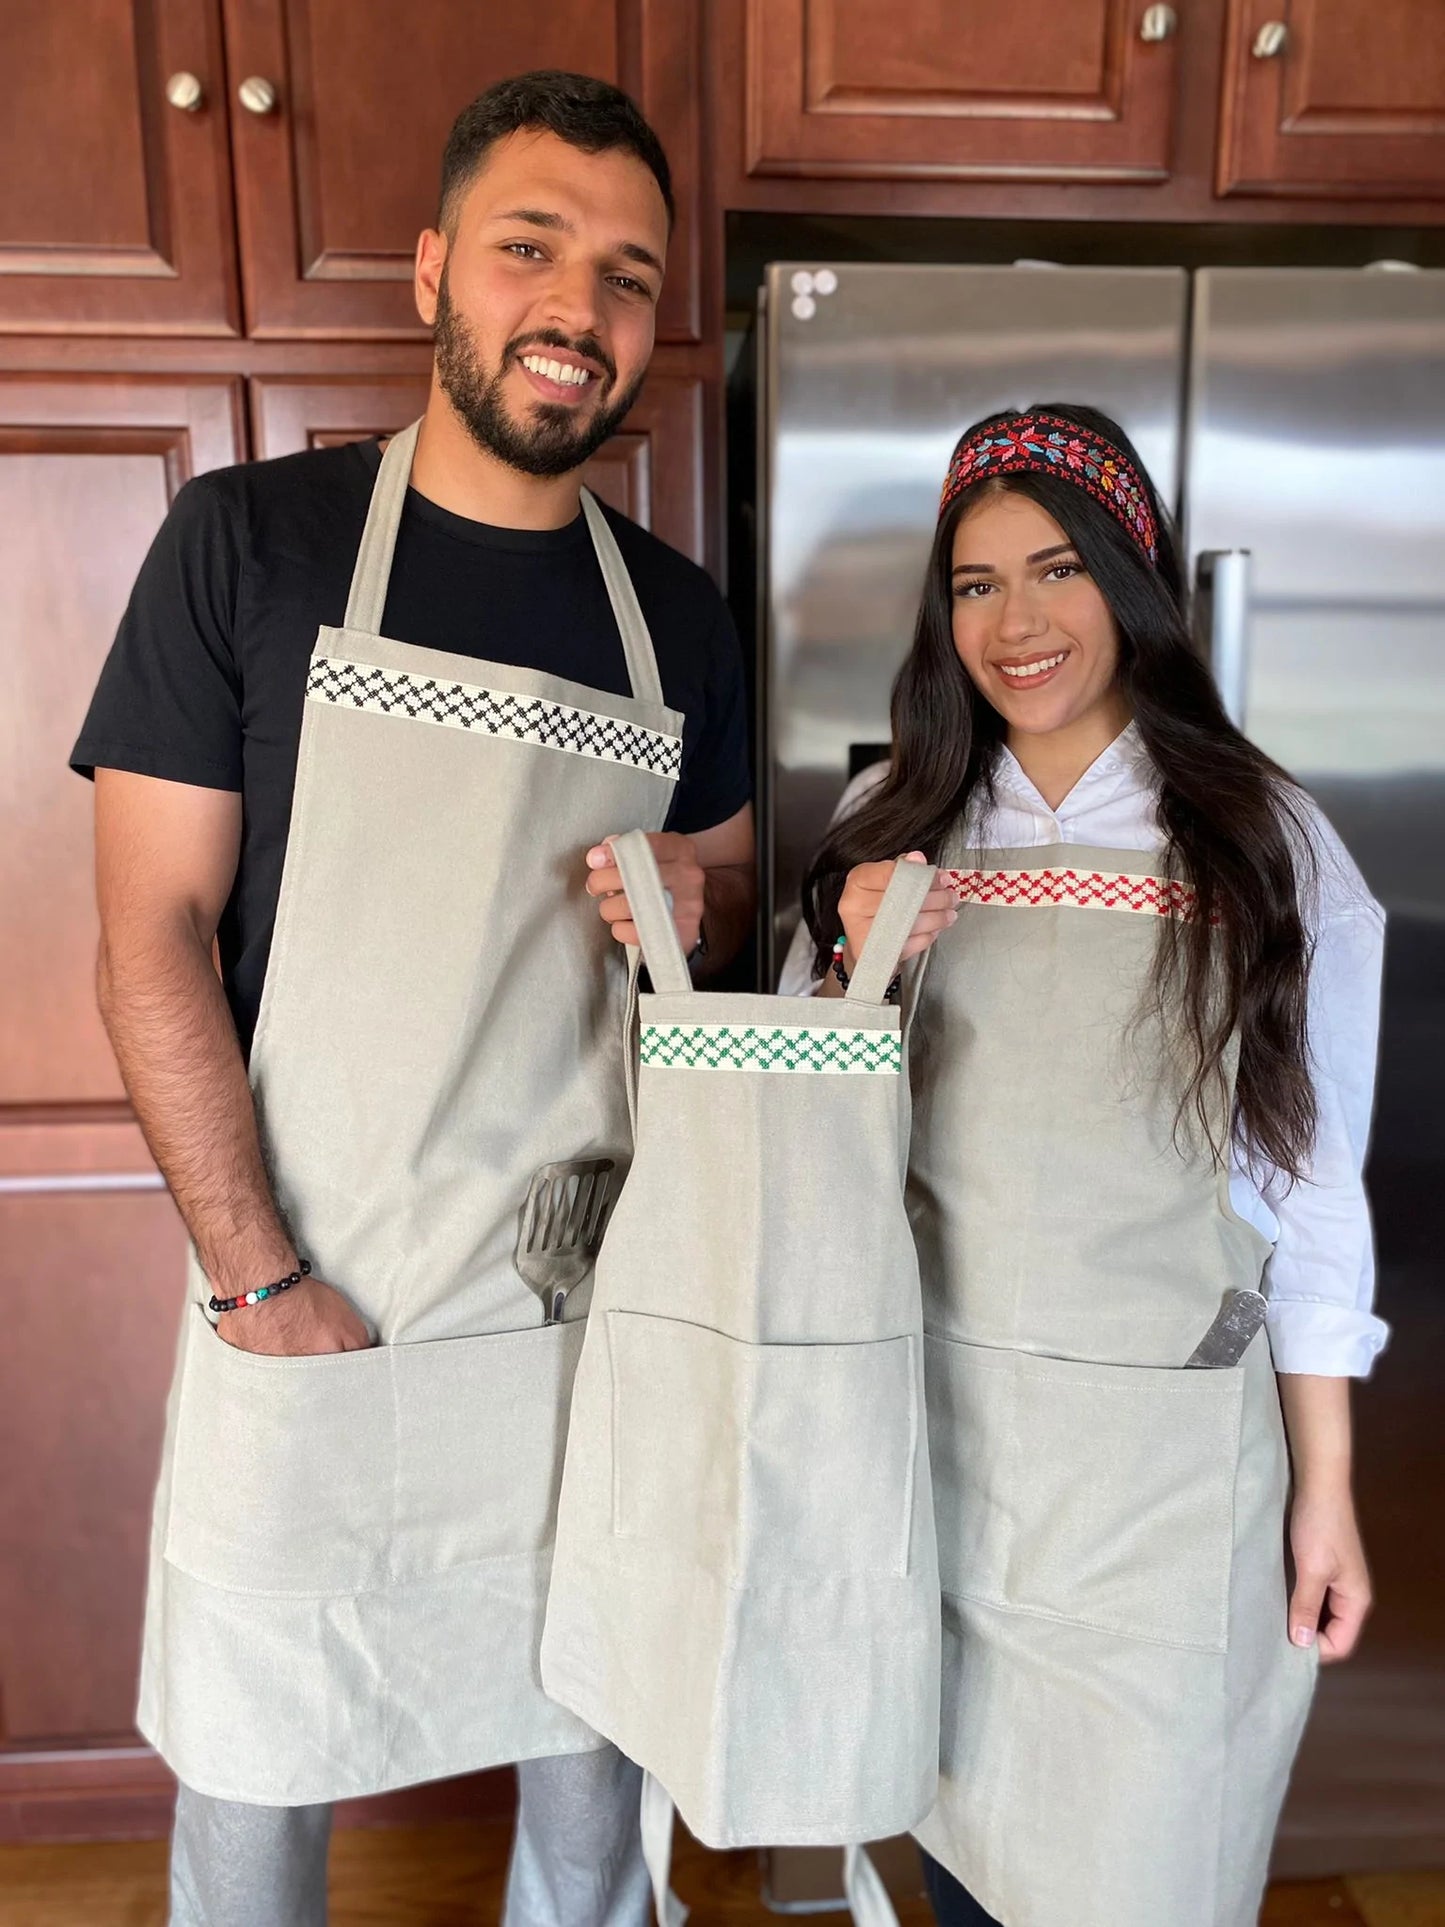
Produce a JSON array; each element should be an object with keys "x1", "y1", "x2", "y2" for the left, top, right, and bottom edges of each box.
[
  {"x1": 1184, "y1": 1287, "x2": 1268, "y2": 1368},
  {"x1": 515, "y1": 1158, "x2": 617, "y2": 1324}
]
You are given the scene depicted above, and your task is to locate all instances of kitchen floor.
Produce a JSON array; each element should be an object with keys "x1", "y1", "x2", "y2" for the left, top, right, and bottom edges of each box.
[{"x1": 1, "y1": 1822, "x2": 1442, "y2": 1927}]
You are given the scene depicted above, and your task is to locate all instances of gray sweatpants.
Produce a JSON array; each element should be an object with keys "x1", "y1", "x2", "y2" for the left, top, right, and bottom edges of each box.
[{"x1": 168, "y1": 1747, "x2": 651, "y2": 1927}]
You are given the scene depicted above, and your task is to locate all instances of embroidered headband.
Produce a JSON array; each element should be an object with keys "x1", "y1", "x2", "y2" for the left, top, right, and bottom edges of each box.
[{"x1": 938, "y1": 412, "x2": 1159, "y2": 566}]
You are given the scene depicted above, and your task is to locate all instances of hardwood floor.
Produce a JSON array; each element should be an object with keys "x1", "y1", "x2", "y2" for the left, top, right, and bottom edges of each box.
[{"x1": 1, "y1": 1821, "x2": 1442, "y2": 1927}]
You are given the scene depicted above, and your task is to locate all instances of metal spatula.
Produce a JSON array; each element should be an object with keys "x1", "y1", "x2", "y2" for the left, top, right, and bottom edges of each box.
[
  {"x1": 514, "y1": 1159, "x2": 617, "y2": 1324},
  {"x1": 1184, "y1": 1288, "x2": 1268, "y2": 1367}
]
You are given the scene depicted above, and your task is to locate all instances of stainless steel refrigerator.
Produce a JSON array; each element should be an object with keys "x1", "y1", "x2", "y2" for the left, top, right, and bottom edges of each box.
[{"x1": 756, "y1": 262, "x2": 1445, "y2": 1876}]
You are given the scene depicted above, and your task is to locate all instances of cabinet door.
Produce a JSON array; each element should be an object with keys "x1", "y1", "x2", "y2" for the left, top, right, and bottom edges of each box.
[
  {"x1": 746, "y1": 0, "x2": 1180, "y2": 182},
  {"x1": 1218, "y1": 0, "x2": 1445, "y2": 199},
  {"x1": 250, "y1": 371, "x2": 707, "y2": 564},
  {"x1": 0, "y1": 0, "x2": 239, "y2": 334},
  {"x1": 0, "y1": 377, "x2": 241, "y2": 1794},
  {"x1": 224, "y1": 0, "x2": 702, "y2": 344}
]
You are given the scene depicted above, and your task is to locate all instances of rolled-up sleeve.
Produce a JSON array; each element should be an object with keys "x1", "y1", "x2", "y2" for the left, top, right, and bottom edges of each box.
[{"x1": 1263, "y1": 889, "x2": 1389, "y2": 1377}]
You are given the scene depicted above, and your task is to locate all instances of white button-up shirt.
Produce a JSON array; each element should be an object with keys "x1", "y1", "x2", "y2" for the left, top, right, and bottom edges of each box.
[{"x1": 779, "y1": 724, "x2": 1389, "y2": 1378}]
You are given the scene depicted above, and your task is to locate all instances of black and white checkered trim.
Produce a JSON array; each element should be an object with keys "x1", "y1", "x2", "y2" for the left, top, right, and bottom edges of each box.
[{"x1": 306, "y1": 657, "x2": 682, "y2": 779}]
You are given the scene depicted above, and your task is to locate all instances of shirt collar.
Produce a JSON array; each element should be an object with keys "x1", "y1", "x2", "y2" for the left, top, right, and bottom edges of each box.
[{"x1": 994, "y1": 721, "x2": 1152, "y2": 817}]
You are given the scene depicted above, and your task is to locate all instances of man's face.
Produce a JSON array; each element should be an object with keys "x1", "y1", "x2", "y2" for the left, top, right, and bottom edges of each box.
[{"x1": 419, "y1": 128, "x2": 668, "y2": 479}]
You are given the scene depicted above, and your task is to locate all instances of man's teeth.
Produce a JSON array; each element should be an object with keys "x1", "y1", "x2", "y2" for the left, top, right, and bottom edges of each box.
[
  {"x1": 998, "y1": 652, "x2": 1067, "y2": 680},
  {"x1": 521, "y1": 354, "x2": 592, "y2": 387}
]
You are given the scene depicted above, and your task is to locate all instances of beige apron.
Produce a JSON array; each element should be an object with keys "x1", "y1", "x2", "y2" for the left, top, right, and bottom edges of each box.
[
  {"x1": 909, "y1": 843, "x2": 1317, "y2": 1927},
  {"x1": 541, "y1": 834, "x2": 941, "y2": 1877},
  {"x1": 137, "y1": 422, "x2": 684, "y2": 1804}
]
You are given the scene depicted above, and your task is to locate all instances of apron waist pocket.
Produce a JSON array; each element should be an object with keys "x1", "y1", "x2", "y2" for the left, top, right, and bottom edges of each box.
[
  {"x1": 607, "y1": 1310, "x2": 918, "y2": 1583},
  {"x1": 164, "y1": 1304, "x2": 584, "y2": 1597},
  {"x1": 925, "y1": 1333, "x2": 1245, "y2": 1653}
]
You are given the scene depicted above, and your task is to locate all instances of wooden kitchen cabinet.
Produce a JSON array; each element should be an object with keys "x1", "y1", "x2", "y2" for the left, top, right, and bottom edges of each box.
[
  {"x1": 0, "y1": 375, "x2": 242, "y2": 1816},
  {"x1": 222, "y1": 0, "x2": 702, "y2": 343},
  {"x1": 744, "y1": 0, "x2": 1183, "y2": 185},
  {"x1": 0, "y1": 373, "x2": 244, "y2": 1114},
  {"x1": 0, "y1": 0, "x2": 240, "y2": 334},
  {"x1": 0, "y1": 0, "x2": 702, "y2": 343},
  {"x1": 250, "y1": 366, "x2": 708, "y2": 564},
  {"x1": 1218, "y1": 0, "x2": 1445, "y2": 200}
]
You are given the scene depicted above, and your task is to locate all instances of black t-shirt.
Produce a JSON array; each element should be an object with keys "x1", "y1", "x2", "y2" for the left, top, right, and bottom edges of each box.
[{"x1": 72, "y1": 440, "x2": 751, "y2": 1054}]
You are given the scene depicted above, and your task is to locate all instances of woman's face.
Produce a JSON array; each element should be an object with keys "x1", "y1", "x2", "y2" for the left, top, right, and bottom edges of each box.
[{"x1": 949, "y1": 488, "x2": 1126, "y2": 745}]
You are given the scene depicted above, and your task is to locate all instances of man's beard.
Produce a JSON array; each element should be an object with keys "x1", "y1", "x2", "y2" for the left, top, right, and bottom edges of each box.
[{"x1": 433, "y1": 275, "x2": 644, "y2": 479}]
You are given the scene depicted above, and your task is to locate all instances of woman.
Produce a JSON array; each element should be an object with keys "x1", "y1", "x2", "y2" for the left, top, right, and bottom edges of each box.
[{"x1": 799, "y1": 404, "x2": 1386, "y2": 1927}]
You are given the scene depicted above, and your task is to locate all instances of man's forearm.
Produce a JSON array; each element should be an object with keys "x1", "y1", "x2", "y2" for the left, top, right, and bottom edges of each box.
[
  {"x1": 98, "y1": 920, "x2": 295, "y2": 1295},
  {"x1": 697, "y1": 861, "x2": 757, "y2": 979}
]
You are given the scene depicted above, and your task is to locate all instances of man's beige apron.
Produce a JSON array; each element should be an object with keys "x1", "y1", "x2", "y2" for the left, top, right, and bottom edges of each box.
[
  {"x1": 909, "y1": 843, "x2": 1317, "y2": 1927},
  {"x1": 137, "y1": 422, "x2": 684, "y2": 1805},
  {"x1": 541, "y1": 834, "x2": 941, "y2": 1874}
]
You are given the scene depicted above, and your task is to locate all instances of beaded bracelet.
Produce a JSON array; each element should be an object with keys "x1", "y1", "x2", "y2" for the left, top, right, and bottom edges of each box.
[
  {"x1": 830, "y1": 936, "x2": 902, "y2": 1005},
  {"x1": 209, "y1": 1259, "x2": 311, "y2": 1315}
]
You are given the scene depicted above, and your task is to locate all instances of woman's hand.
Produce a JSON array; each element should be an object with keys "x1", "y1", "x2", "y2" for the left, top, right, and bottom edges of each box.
[
  {"x1": 838, "y1": 851, "x2": 957, "y2": 972},
  {"x1": 1278, "y1": 1374, "x2": 1370, "y2": 1662},
  {"x1": 1287, "y1": 1483, "x2": 1372, "y2": 1662}
]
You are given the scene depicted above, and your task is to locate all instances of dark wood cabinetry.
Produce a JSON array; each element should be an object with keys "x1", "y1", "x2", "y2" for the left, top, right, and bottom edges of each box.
[
  {"x1": 223, "y1": 0, "x2": 702, "y2": 342},
  {"x1": 1218, "y1": 0, "x2": 1445, "y2": 199},
  {"x1": 0, "y1": 0, "x2": 240, "y2": 334},
  {"x1": 746, "y1": 0, "x2": 1182, "y2": 185},
  {"x1": 0, "y1": 0, "x2": 701, "y2": 343},
  {"x1": 726, "y1": 0, "x2": 1445, "y2": 221},
  {"x1": 0, "y1": 375, "x2": 242, "y2": 1831}
]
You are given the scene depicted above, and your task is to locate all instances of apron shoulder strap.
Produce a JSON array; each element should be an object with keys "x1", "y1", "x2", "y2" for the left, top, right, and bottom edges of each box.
[
  {"x1": 343, "y1": 419, "x2": 422, "y2": 635},
  {"x1": 611, "y1": 829, "x2": 693, "y2": 996},
  {"x1": 579, "y1": 489, "x2": 666, "y2": 709},
  {"x1": 846, "y1": 858, "x2": 936, "y2": 1006}
]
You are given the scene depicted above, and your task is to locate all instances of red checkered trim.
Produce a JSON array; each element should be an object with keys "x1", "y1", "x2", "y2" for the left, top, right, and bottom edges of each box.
[{"x1": 944, "y1": 866, "x2": 1201, "y2": 921}]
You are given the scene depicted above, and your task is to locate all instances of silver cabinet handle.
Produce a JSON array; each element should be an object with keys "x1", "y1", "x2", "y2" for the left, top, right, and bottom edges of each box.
[
  {"x1": 165, "y1": 71, "x2": 205, "y2": 112},
  {"x1": 1140, "y1": 5, "x2": 1178, "y2": 42},
  {"x1": 238, "y1": 75, "x2": 278, "y2": 115},
  {"x1": 1251, "y1": 20, "x2": 1288, "y2": 58}
]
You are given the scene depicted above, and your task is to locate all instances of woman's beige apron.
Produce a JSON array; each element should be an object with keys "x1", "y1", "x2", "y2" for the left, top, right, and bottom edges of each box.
[
  {"x1": 541, "y1": 835, "x2": 941, "y2": 1880},
  {"x1": 909, "y1": 843, "x2": 1317, "y2": 1927},
  {"x1": 137, "y1": 422, "x2": 684, "y2": 1805}
]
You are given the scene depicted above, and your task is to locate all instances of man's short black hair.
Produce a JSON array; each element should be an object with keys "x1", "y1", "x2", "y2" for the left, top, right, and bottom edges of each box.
[{"x1": 439, "y1": 70, "x2": 674, "y2": 234}]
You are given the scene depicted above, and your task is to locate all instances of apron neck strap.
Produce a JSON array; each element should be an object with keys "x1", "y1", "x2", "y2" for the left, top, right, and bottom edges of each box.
[
  {"x1": 343, "y1": 431, "x2": 667, "y2": 715},
  {"x1": 611, "y1": 829, "x2": 692, "y2": 996},
  {"x1": 579, "y1": 489, "x2": 665, "y2": 708},
  {"x1": 846, "y1": 858, "x2": 935, "y2": 1006},
  {"x1": 343, "y1": 420, "x2": 421, "y2": 635}
]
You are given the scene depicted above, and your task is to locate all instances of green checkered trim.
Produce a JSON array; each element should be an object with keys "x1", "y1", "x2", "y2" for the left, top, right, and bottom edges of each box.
[{"x1": 640, "y1": 1023, "x2": 901, "y2": 1075}]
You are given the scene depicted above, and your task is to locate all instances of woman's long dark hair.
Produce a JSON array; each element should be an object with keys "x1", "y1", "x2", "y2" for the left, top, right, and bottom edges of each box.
[{"x1": 802, "y1": 402, "x2": 1318, "y2": 1178}]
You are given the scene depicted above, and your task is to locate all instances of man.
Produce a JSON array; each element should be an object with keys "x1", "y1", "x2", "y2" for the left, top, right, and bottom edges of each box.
[{"x1": 73, "y1": 71, "x2": 754, "y2": 1927}]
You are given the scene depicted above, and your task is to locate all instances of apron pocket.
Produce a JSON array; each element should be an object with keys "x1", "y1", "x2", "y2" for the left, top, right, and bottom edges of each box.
[
  {"x1": 607, "y1": 1310, "x2": 917, "y2": 1581},
  {"x1": 165, "y1": 1303, "x2": 583, "y2": 1597},
  {"x1": 925, "y1": 1334, "x2": 1244, "y2": 1652}
]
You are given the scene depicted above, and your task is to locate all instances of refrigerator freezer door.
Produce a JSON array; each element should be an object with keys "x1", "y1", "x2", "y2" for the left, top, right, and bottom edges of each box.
[
  {"x1": 1187, "y1": 266, "x2": 1445, "y2": 1876},
  {"x1": 759, "y1": 263, "x2": 1188, "y2": 983},
  {"x1": 1187, "y1": 268, "x2": 1445, "y2": 817}
]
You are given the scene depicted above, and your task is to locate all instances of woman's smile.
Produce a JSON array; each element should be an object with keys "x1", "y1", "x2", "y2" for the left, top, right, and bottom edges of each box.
[{"x1": 994, "y1": 647, "x2": 1070, "y2": 688}]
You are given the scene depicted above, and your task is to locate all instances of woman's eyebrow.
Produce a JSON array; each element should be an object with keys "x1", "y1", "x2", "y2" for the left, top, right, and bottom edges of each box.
[{"x1": 951, "y1": 542, "x2": 1077, "y2": 577}]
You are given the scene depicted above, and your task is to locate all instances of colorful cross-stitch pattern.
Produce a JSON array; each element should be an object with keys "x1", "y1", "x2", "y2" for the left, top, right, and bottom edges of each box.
[{"x1": 939, "y1": 413, "x2": 1159, "y2": 565}]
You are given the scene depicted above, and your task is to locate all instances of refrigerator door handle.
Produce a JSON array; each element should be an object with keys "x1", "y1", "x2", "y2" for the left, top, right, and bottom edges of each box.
[{"x1": 1195, "y1": 547, "x2": 1252, "y2": 729}]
